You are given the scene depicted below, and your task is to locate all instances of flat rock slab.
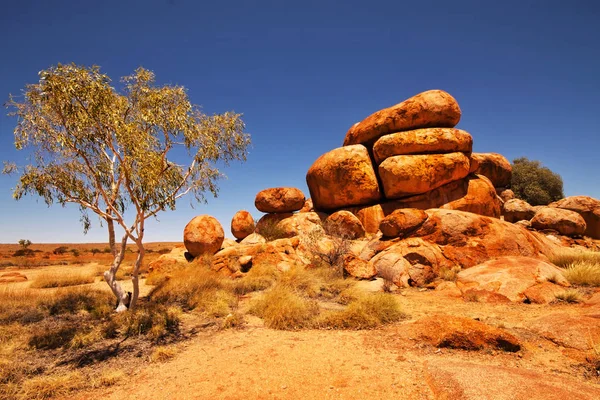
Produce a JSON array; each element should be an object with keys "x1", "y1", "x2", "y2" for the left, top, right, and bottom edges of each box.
[
  {"x1": 524, "y1": 312, "x2": 600, "y2": 351},
  {"x1": 424, "y1": 359, "x2": 600, "y2": 400}
]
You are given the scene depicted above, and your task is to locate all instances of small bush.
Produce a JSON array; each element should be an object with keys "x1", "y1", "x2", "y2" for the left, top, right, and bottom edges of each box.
[
  {"x1": 12, "y1": 248, "x2": 34, "y2": 257},
  {"x1": 70, "y1": 249, "x2": 80, "y2": 257},
  {"x1": 439, "y1": 266, "x2": 461, "y2": 281},
  {"x1": 113, "y1": 305, "x2": 180, "y2": 340},
  {"x1": 41, "y1": 288, "x2": 113, "y2": 316},
  {"x1": 30, "y1": 272, "x2": 95, "y2": 288},
  {"x1": 301, "y1": 227, "x2": 350, "y2": 277},
  {"x1": 150, "y1": 345, "x2": 177, "y2": 362},
  {"x1": 249, "y1": 286, "x2": 318, "y2": 330},
  {"x1": 90, "y1": 248, "x2": 101, "y2": 255},
  {"x1": 53, "y1": 246, "x2": 69, "y2": 255},
  {"x1": 316, "y1": 292, "x2": 406, "y2": 329},
  {"x1": 157, "y1": 248, "x2": 171, "y2": 255},
  {"x1": 255, "y1": 218, "x2": 288, "y2": 242},
  {"x1": 511, "y1": 157, "x2": 564, "y2": 206},
  {"x1": 562, "y1": 261, "x2": 600, "y2": 286},
  {"x1": 554, "y1": 289, "x2": 583, "y2": 303}
]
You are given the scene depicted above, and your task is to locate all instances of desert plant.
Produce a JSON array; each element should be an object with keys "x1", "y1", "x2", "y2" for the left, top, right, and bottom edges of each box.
[
  {"x1": 4, "y1": 63, "x2": 250, "y2": 311},
  {"x1": 554, "y1": 289, "x2": 583, "y2": 303},
  {"x1": 562, "y1": 261, "x2": 600, "y2": 286},
  {"x1": 249, "y1": 286, "x2": 319, "y2": 330},
  {"x1": 511, "y1": 157, "x2": 564, "y2": 206},
  {"x1": 439, "y1": 266, "x2": 461, "y2": 281},
  {"x1": 301, "y1": 226, "x2": 351, "y2": 277},
  {"x1": 150, "y1": 345, "x2": 177, "y2": 362},
  {"x1": 255, "y1": 218, "x2": 288, "y2": 241},
  {"x1": 30, "y1": 272, "x2": 95, "y2": 288},
  {"x1": 315, "y1": 292, "x2": 406, "y2": 329},
  {"x1": 549, "y1": 249, "x2": 600, "y2": 268},
  {"x1": 53, "y1": 246, "x2": 69, "y2": 255}
]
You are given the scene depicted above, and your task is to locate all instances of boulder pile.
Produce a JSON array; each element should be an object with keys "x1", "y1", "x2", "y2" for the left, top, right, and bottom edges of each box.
[{"x1": 306, "y1": 90, "x2": 506, "y2": 232}]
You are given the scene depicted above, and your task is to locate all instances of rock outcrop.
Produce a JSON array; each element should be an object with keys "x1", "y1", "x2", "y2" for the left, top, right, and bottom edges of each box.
[
  {"x1": 531, "y1": 207, "x2": 586, "y2": 236},
  {"x1": 306, "y1": 90, "x2": 505, "y2": 226},
  {"x1": 503, "y1": 198, "x2": 535, "y2": 223},
  {"x1": 324, "y1": 210, "x2": 365, "y2": 239},
  {"x1": 255, "y1": 187, "x2": 305, "y2": 213},
  {"x1": 231, "y1": 210, "x2": 255, "y2": 240},
  {"x1": 379, "y1": 209, "x2": 428, "y2": 238},
  {"x1": 306, "y1": 145, "x2": 381, "y2": 211},
  {"x1": 470, "y1": 153, "x2": 512, "y2": 188},
  {"x1": 456, "y1": 256, "x2": 570, "y2": 303},
  {"x1": 183, "y1": 215, "x2": 225, "y2": 257},
  {"x1": 550, "y1": 196, "x2": 600, "y2": 239},
  {"x1": 343, "y1": 90, "x2": 461, "y2": 146}
]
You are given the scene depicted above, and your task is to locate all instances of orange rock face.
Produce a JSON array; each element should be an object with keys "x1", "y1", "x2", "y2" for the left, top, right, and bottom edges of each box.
[
  {"x1": 372, "y1": 128, "x2": 472, "y2": 164},
  {"x1": 254, "y1": 187, "x2": 305, "y2": 213},
  {"x1": 231, "y1": 210, "x2": 255, "y2": 240},
  {"x1": 343, "y1": 90, "x2": 461, "y2": 146},
  {"x1": 183, "y1": 215, "x2": 225, "y2": 257},
  {"x1": 306, "y1": 145, "x2": 381, "y2": 211},
  {"x1": 343, "y1": 255, "x2": 376, "y2": 279},
  {"x1": 346, "y1": 175, "x2": 501, "y2": 233},
  {"x1": 378, "y1": 152, "x2": 470, "y2": 199},
  {"x1": 531, "y1": 207, "x2": 586, "y2": 236},
  {"x1": 379, "y1": 208, "x2": 428, "y2": 238},
  {"x1": 324, "y1": 210, "x2": 365, "y2": 239},
  {"x1": 503, "y1": 199, "x2": 535, "y2": 223},
  {"x1": 550, "y1": 195, "x2": 600, "y2": 239},
  {"x1": 456, "y1": 256, "x2": 569, "y2": 303},
  {"x1": 471, "y1": 153, "x2": 512, "y2": 187}
]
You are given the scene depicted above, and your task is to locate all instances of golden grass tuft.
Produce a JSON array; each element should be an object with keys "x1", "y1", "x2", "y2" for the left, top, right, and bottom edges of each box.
[
  {"x1": 150, "y1": 345, "x2": 178, "y2": 362},
  {"x1": 439, "y1": 266, "x2": 461, "y2": 282},
  {"x1": 315, "y1": 292, "x2": 406, "y2": 329},
  {"x1": 562, "y1": 261, "x2": 600, "y2": 286},
  {"x1": 30, "y1": 272, "x2": 95, "y2": 288},
  {"x1": 92, "y1": 369, "x2": 125, "y2": 388},
  {"x1": 549, "y1": 249, "x2": 600, "y2": 268},
  {"x1": 249, "y1": 286, "x2": 319, "y2": 330},
  {"x1": 554, "y1": 289, "x2": 583, "y2": 303},
  {"x1": 18, "y1": 371, "x2": 85, "y2": 400}
]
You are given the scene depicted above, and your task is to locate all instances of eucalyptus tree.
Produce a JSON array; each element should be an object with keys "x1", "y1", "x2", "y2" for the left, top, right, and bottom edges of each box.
[{"x1": 4, "y1": 64, "x2": 250, "y2": 311}]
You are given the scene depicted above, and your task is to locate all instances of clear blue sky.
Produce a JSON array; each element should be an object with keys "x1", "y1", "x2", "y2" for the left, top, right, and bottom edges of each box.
[{"x1": 1, "y1": 0, "x2": 599, "y2": 243}]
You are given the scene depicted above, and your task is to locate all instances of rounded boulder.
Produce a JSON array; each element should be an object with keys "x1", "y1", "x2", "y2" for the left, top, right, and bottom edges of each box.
[
  {"x1": 471, "y1": 153, "x2": 512, "y2": 188},
  {"x1": 531, "y1": 207, "x2": 586, "y2": 236},
  {"x1": 379, "y1": 208, "x2": 428, "y2": 238},
  {"x1": 183, "y1": 215, "x2": 225, "y2": 257},
  {"x1": 325, "y1": 210, "x2": 366, "y2": 239},
  {"x1": 344, "y1": 90, "x2": 461, "y2": 146},
  {"x1": 255, "y1": 187, "x2": 305, "y2": 213},
  {"x1": 378, "y1": 152, "x2": 470, "y2": 199},
  {"x1": 503, "y1": 199, "x2": 535, "y2": 223},
  {"x1": 231, "y1": 210, "x2": 255, "y2": 240},
  {"x1": 306, "y1": 145, "x2": 381, "y2": 211},
  {"x1": 373, "y1": 128, "x2": 472, "y2": 164}
]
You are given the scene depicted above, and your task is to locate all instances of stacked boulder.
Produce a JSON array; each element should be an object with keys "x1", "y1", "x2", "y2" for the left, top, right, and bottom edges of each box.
[{"x1": 306, "y1": 90, "x2": 503, "y2": 232}]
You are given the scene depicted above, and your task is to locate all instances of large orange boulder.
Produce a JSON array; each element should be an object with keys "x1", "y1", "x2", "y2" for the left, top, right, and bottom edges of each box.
[
  {"x1": 372, "y1": 128, "x2": 472, "y2": 164},
  {"x1": 378, "y1": 152, "x2": 470, "y2": 199},
  {"x1": 531, "y1": 207, "x2": 586, "y2": 236},
  {"x1": 231, "y1": 210, "x2": 255, "y2": 240},
  {"x1": 456, "y1": 256, "x2": 569, "y2": 303},
  {"x1": 550, "y1": 196, "x2": 600, "y2": 239},
  {"x1": 346, "y1": 175, "x2": 501, "y2": 233},
  {"x1": 470, "y1": 153, "x2": 512, "y2": 187},
  {"x1": 324, "y1": 210, "x2": 365, "y2": 239},
  {"x1": 379, "y1": 208, "x2": 428, "y2": 238},
  {"x1": 413, "y1": 209, "x2": 557, "y2": 268},
  {"x1": 254, "y1": 187, "x2": 305, "y2": 213},
  {"x1": 503, "y1": 198, "x2": 535, "y2": 223},
  {"x1": 306, "y1": 145, "x2": 381, "y2": 211},
  {"x1": 343, "y1": 90, "x2": 461, "y2": 146},
  {"x1": 183, "y1": 215, "x2": 225, "y2": 257}
]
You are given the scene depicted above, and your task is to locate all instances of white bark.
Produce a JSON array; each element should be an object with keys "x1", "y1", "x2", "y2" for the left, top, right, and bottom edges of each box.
[{"x1": 104, "y1": 233, "x2": 130, "y2": 312}]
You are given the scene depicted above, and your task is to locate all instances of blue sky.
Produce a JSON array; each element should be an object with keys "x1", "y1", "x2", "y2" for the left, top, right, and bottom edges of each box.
[{"x1": 1, "y1": 0, "x2": 599, "y2": 243}]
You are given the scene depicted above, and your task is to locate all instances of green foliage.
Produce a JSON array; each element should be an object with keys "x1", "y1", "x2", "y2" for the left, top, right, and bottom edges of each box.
[
  {"x1": 18, "y1": 240, "x2": 31, "y2": 249},
  {"x1": 511, "y1": 157, "x2": 564, "y2": 206}
]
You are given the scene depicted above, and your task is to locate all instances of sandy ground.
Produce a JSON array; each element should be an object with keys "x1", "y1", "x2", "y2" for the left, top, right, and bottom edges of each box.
[{"x1": 67, "y1": 289, "x2": 600, "y2": 400}]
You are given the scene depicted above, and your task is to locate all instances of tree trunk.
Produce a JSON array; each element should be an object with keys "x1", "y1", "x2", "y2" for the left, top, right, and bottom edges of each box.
[
  {"x1": 129, "y1": 239, "x2": 145, "y2": 310},
  {"x1": 104, "y1": 233, "x2": 130, "y2": 312}
]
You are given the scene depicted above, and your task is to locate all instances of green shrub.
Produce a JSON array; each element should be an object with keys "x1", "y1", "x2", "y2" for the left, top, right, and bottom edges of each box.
[
  {"x1": 511, "y1": 157, "x2": 564, "y2": 206},
  {"x1": 53, "y1": 246, "x2": 69, "y2": 255}
]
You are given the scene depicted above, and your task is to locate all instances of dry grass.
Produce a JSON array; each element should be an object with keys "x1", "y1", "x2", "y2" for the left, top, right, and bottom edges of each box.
[
  {"x1": 249, "y1": 286, "x2": 319, "y2": 330},
  {"x1": 150, "y1": 345, "x2": 178, "y2": 362},
  {"x1": 30, "y1": 272, "x2": 96, "y2": 288},
  {"x1": 92, "y1": 369, "x2": 125, "y2": 388},
  {"x1": 315, "y1": 292, "x2": 406, "y2": 329},
  {"x1": 18, "y1": 371, "x2": 86, "y2": 400},
  {"x1": 439, "y1": 266, "x2": 461, "y2": 282},
  {"x1": 562, "y1": 261, "x2": 600, "y2": 286},
  {"x1": 549, "y1": 249, "x2": 600, "y2": 268},
  {"x1": 554, "y1": 289, "x2": 583, "y2": 303}
]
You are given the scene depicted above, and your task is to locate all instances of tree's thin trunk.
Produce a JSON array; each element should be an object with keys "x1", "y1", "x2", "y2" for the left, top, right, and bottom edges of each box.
[
  {"x1": 130, "y1": 238, "x2": 144, "y2": 310},
  {"x1": 107, "y1": 216, "x2": 117, "y2": 257},
  {"x1": 104, "y1": 233, "x2": 130, "y2": 312}
]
